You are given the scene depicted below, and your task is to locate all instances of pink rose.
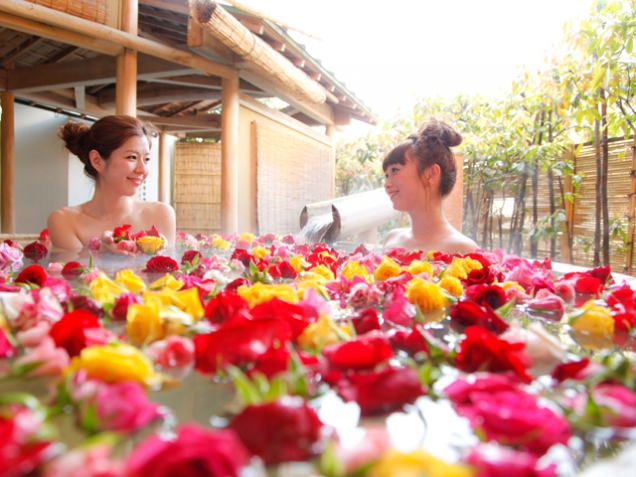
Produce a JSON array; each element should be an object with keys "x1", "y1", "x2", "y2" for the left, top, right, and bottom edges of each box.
[
  {"x1": 11, "y1": 288, "x2": 64, "y2": 331},
  {"x1": 591, "y1": 383, "x2": 636, "y2": 428},
  {"x1": 526, "y1": 289, "x2": 565, "y2": 318},
  {"x1": 349, "y1": 283, "x2": 381, "y2": 310},
  {"x1": 90, "y1": 381, "x2": 163, "y2": 433},
  {"x1": 13, "y1": 336, "x2": 70, "y2": 377},
  {"x1": 16, "y1": 321, "x2": 51, "y2": 348},
  {"x1": 0, "y1": 242, "x2": 23, "y2": 271},
  {"x1": 43, "y1": 278, "x2": 73, "y2": 303},
  {"x1": 334, "y1": 426, "x2": 391, "y2": 474},
  {"x1": 145, "y1": 336, "x2": 195, "y2": 378},
  {"x1": 47, "y1": 262, "x2": 64, "y2": 275},
  {"x1": 44, "y1": 444, "x2": 122, "y2": 477},
  {"x1": 466, "y1": 443, "x2": 558, "y2": 477},
  {"x1": 117, "y1": 240, "x2": 137, "y2": 253},
  {"x1": 87, "y1": 237, "x2": 101, "y2": 251},
  {"x1": 79, "y1": 268, "x2": 101, "y2": 285},
  {"x1": 0, "y1": 328, "x2": 16, "y2": 358},
  {"x1": 382, "y1": 287, "x2": 416, "y2": 327}
]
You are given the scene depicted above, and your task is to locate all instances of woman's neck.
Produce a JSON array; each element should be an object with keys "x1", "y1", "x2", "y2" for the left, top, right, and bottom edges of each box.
[
  {"x1": 83, "y1": 183, "x2": 135, "y2": 222},
  {"x1": 407, "y1": 196, "x2": 449, "y2": 237}
]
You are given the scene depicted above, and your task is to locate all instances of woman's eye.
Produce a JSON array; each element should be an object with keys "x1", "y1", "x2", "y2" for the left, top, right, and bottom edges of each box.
[
  {"x1": 144, "y1": 157, "x2": 151, "y2": 163},
  {"x1": 127, "y1": 155, "x2": 136, "y2": 160}
]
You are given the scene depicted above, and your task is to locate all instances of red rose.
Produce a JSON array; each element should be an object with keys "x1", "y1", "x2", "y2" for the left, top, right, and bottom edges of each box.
[
  {"x1": 322, "y1": 331, "x2": 393, "y2": 371},
  {"x1": 350, "y1": 308, "x2": 382, "y2": 335},
  {"x1": 455, "y1": 326, "x2": 533, "y2": 383},
  {"x1": 250, "y1": 298, "x2": 311, "y2": 339},
  {"x1": 464, "y1": 284, "x2": 507, "y2": 310},
  {"x1": 336, "y1": 365, "x2": 425, "y2": 416},
  {"x1": 574, "y1": 275, "x2": 603, "y2": 294},
  {"x1": 61, "y1": 261, "x2": 83, "y2": 279},
  {"x1": 126, "y1": 424, "x2": 249, "y2": 477},
  {"x1": 445, "y1": 374, "x2": 571, "y2": 455},
  {"x1": 269, "y1": 260, "x2": 298, "y2": 280},
  {"x1": 111, "y1": 292, "x2": 141, "y2": 321},
  {"x1": 464, "y1": 266, "x2": 497, "y2": 286},
  {"x1": 388, "y1": 326, "x2": 438, "y2": 358},
  {"x1": 449, "y1": 301, "x2": 509, "y2": 334},
  {"x1": 230, "y1": 248, "x2": 254, "y2": 267},
  {"x1": 113, "y1": 224, "x2": 132, "y2": 242},
  {"x1": 23, "y1": 241, "x2": 48, "y2": 261},
  {"x1": 307, "y1": 252, "x2": 338, "y2": 276},
  {"x1": 63, "y1": 296, "x2": 103, "y2": 318},
  {"x1": 550, "y1": 358, "x2": 600, "y2": 383},
  {"x1": 229, "y1": 396, "x2": 323, "y2": 465},
  {"x1": 204, "y1": 289, "x2": 249, "y2": 325},
  {"x1": 194, "y1": 314, "x2": 293, "y2": 374},
  {"x1": 15, "y1": 264, "x2": 48, "y2": 287},
  {"x1": 48, "y1": 309, "x2": 101, "y2": 357},
  {"x1": 281, "y1": 234, "x2": 296, "y2": 244},
  {"x1": 181, "y1": 249, "x2": 202, "y2": 265},
  {"x1": 225, "y1": 277, "x2": 249, "y2": 292},
  {"x1": 143, "y1": 256, "x2": 179, "y2": 273},
  {"x1": 385, "y1": 247, "x2": 424, "y2": 266},
  {"x1": 248, "y1": 345, "x2": 319, "y2": 380}
]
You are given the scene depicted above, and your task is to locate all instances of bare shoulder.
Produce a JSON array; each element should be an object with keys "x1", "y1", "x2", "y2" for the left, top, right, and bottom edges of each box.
[
  {"x1": 47, "y1": 206, "x2": 83, "y2": 249},
  {"x1": 445, "y1": 230, "x2": 479, "y2": 254},
  {"x1": 383, "y1": 227, "x2": 409, "y2": 249},
  {"x1": 138, "y1": 201, "x2": 176, "y2": 244}
]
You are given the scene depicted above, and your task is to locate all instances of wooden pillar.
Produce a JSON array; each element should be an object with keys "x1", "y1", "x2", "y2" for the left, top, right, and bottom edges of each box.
[
  {"x1": 626, "y1": 139, "x2": 636, "y2": 274},
  {"x1": 1, "y1": 91, "x2": 15, "y2": 233},
  {"x1": 158, "y1": 132, "x2": 170, "y2": 204},
  {"x1": 221, "y1": 76, "x2": 239, "y2": 234},
  {"x1": 116, "y1": 0, "x2": 137, "y2": 116},
  {"x1": 561, "y1": 145, "x2": 576, "y2": 265},
  {"x1": 326, "y1": 124, "x2": 336, "y2": 199}
]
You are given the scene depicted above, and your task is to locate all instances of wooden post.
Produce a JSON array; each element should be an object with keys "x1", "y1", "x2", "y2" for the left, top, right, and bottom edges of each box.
[
  {"x1": 326, "y1": 124, "x2": 335, "y2": 199},
  {"x1": 1, "y1": 91, "x2": 15, "y2": 233},
  {"x1": 561, "y1": 145, "x2": 576, "y2": 264},
  {"x1": 626, "y1": 139, "x2": 636, "y2": 274},
  {"x1": 158, "y1": 132, "x2": 170, "y2": 204},
  {"x1": 116, "y1": 0, "x2": 137, "y2": 115},
  {"x1": 221, "y1": 76, "x2": 239, "y2": 234}
]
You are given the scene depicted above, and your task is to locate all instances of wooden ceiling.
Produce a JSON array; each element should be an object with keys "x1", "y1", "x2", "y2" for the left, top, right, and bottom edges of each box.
[{"x1": 0, "y1": 0, "x2": 378, "y2": 134}]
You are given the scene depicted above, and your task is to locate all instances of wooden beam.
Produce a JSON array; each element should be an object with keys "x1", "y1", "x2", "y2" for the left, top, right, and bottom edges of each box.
[
  {"x1": 17, "y1": 90, "x2": 115, "y2": 116},
  {"x1": 7, "y1": 54, "x2": 197, "y2": 93},
  {"x1": 139, "y1": 4, "x2": 187, "y2": 24},
  {"x1": 0, "y1": 36, "x2": 43, "y2": 67},
  {"x1": 139, "y1": 0, "x2": 190, "y2": 15},
  {"x1": 221, "y1": 76, "x2": 239, "y2": 234},
  {"x1": 0, "y1": 11, "x2": 123, "y2": 56},
  {"x1": 167, "y1": 100, "x2": 203, "y2": 117},
  {"x1": 0, "y1": 69, "x2": 7, "y2": 90},
  {"x1": 333, "y1": 108, "x2": 351, "y2": 126},
  {"x1": 140, "y1": 15, "x2": 187, "y2": 35},
  {"x1": 1, "y1": 91, "x2": 15, "y2": 233},
  {"x1": 138, "y1": 113, "x2": 220, "y2": 129},
  {"x1": 0, "y1": 0, "x2": 238, "y2": 80},
  {"x1": 51, "y1": 46, "x2": 80, "y2": 63},
  {"x1": 74, "y1": 85, "x2": 85, "y2": 110},
  {"x1": 187, "y1": 14, "x2": 203, "y2": 48},
  {"x1": 239, "y1": 18, "x2": 264, "y2": 35},
  {"x1": 99, "y1": 84, "x2": 222, "y2": 108}
]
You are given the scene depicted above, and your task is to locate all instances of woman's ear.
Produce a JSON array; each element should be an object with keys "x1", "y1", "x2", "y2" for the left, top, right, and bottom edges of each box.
[
  {"x1": 89, "y1": 149, "x2": 103, "y2": 173},
  {"x1": 420, "y1": 163, "x2": 441, "y2": 187}
]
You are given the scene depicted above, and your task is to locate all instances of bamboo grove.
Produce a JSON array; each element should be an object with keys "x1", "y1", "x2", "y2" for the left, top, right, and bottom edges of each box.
[{"x1": 336, "y1": 0, "x2": 636, "y2": 272}]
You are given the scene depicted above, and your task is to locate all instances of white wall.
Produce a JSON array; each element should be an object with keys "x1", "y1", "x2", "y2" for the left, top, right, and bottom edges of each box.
[{"x1": 15, "y1": 104, "x2": 70, "y2": 233}]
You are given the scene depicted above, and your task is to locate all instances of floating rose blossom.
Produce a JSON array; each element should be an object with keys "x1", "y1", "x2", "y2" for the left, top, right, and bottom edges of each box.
[
  {"x1": 43, "y1": 444, "x2": 122, "y2": 477},
  {"x1": 0, "y1": 242, "x2": 23, "y2": 272},
  {"x1": 14, "y1": 336, "x2": 70, "y2": 377}
]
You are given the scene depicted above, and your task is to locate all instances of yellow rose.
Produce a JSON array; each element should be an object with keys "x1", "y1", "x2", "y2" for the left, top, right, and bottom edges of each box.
[
  {"x1": 68, "y1": 343, "x2": 161, "y2": 388},
  {"x1": 127, "y1": 295, "x2": 165, "y2": 345},
  {"x1": 501, "y1": 281, "x2": 525, "y2": 292},
  {"x1": 252, "y1": 245, "x2": 271, "y2": 259},
  {"x1": 298, "y1": 314, "x2": 351, "y2": 350},
  {"x1": 238, "y1": 232, "x2": 255, "y2": 246},
  {"x1": 148, "y1": 274, "x2": 184, "y2": 292},
  {"x1": 569, "y1": 300, "x2": 614, "y2": 338},
  {"x1": 444, "y1": 257, "x2": 483, "y2": 279},
  {"x1": 115, "y1": 269, "x2": 146, "y2": 294},
  {"x1": 438, "y1": 276, "x2": 464, "y2": 297},
  {"x1": 290, "y1": 254, "x2": 310, "y2": 273},
  {"x1": 406, "y1": 277, "x2": 448, "y2": 311},
  {"x1": 136, "y1": 236, "x2": 165, "y2": 255},
  {"x1": 144, "y1": 287, "x2": 203, "y2": 319},
  {"x1": 341, "y1": 260, "x2": 372, "y2": 281},
  {"x1": 211, "y1": 235, "x2": 230, "y2": 250},
  {"x1": 295, "y1": 277, "x2": 328, "y2": 300},
  {"x1": 237, "y1": 282, "x2": 298, "y2": 306},
  {"x1": 89, "y1": 273, "x2": 127, "y2": 305},
  {"x1": 308, "y1": 264, "x2": 335, "y2": 281},
  {"x1": 426, "y1": 250, "x2": 437, "y2": 260},
  {"x1": 370, "y1": 449, "x2": 474, "y2": 477},
  {"x1": 373, "y1": 256, "x2": 401, "y2": 282},
  {"x1": 406, "y1": 259, "x2": 434, "y2": 278}
]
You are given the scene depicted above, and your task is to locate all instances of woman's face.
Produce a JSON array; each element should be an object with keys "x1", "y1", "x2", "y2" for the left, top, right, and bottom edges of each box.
[
  {"x1": 384, "y1": 154, "x2": 426, "y2": 212},
  {"x1": 98, "y1": 135, "x2": 151, "y2": 196}
]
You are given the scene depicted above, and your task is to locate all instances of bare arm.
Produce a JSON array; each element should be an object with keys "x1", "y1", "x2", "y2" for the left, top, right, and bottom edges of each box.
[{"x1": 47, "y1": 210, "x2": 83, "y2": 251}]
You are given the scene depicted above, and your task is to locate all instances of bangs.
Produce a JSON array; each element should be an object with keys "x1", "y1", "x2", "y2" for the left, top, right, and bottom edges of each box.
[{"x1": 382, "y1": 140, "x2": 411, "y2": 172}]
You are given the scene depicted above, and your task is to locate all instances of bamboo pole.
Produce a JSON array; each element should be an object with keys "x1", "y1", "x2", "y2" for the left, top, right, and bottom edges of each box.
[
  {"x1": 1, "y1": 92, "x2": 15, "y2": 233},
  {"x1": 0, "y1": 11, "x2": 122, "y2": 56},
  {"x1": 116, "y1": 0, "x2": 137, "y2": 115},
  {"x1": 158, "y1": 132, "x2": 170, "y2": 204},
  {"x1": 190, "y1": 0, "x2": 326, "y2": 104},
  {"x1": 0, "y1": 0, "x2": 238, "y2": 80},
  {"x1": 626, "y1": 139, "x2": 636, "y2": 274},
  {"x1": 221, "y1": 76, "x2": 239, "y2": 234}
]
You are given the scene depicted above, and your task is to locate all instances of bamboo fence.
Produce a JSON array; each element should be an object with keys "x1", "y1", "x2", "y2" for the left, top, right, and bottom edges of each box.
[{"x1": 25, "y1": 0, "x2": 108, "y2": 24}]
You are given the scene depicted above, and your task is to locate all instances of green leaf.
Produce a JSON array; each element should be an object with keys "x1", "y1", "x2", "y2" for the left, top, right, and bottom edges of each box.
[{"x1": 227, "y1": 366, "x2": 262, "y2": 406}]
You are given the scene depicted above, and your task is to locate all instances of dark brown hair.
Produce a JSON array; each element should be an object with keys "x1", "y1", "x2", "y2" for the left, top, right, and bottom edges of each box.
[
  {"x1": 58, "y1": 115, "x2": 155, "y2": 180},
  {"x1": 382, "y1": 118, "x2": 462, "y2": 197}
]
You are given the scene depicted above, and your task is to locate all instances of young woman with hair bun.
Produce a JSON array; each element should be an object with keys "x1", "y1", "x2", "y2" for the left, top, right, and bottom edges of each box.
[
  {"x1": 47, "y1": 115, "x2": 176, "y2": 254},
  {"x1": 382, "y1": 118, "x2": 477, "y2": 254}
]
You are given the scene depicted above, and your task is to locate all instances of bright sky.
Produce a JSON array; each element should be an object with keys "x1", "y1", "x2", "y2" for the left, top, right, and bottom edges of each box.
[{"x1": 248, "y1": 0, "x2": 595, "y2": 122}]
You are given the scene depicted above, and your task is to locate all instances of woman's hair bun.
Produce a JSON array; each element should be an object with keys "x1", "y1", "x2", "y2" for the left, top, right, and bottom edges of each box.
[
  {"x1": 57, "y1": 120, "x2": 91, "y2": 160},
  {"x1": 415, "y1": 118, "x2": 462, "y2": 149}
]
